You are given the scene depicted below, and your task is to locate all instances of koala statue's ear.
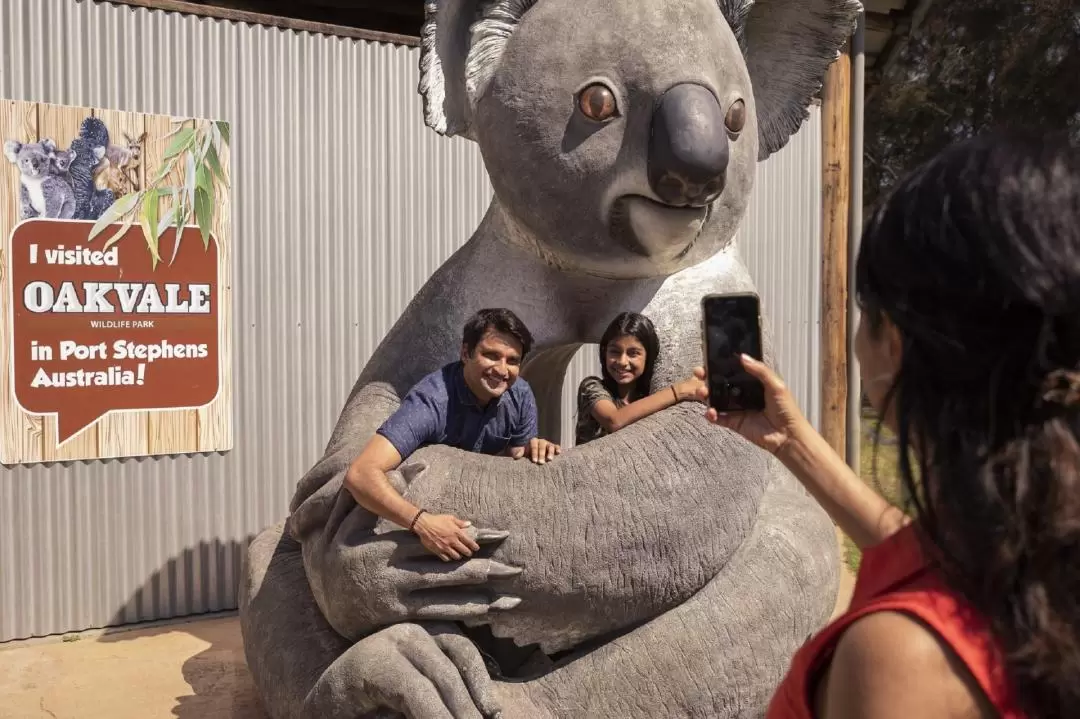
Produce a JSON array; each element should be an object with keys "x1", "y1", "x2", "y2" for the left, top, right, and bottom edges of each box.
[
  {"x1": 93, "y1": 146, "x2": 106, "y2": 161},
  {"x1": 3, "y1": 140, "x2": 21, "y2": 163},
  {"x1": 742, "y1": 0, "x2": 862, "y2": 160},
  {"x1": 41, "y1": 138, "x2": 57, "y2": 152},
  {"x1": 419, "y1": 0, "x2": 482, "y2": 140}
]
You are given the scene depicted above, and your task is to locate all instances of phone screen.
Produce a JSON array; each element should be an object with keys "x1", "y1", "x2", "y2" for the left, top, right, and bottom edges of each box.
[{"x1": 702, "y1": 293, "x2": 765, "y2": 412}]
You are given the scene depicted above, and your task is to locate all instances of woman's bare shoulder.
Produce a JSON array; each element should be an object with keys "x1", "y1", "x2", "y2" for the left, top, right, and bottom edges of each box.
[{"x1": 816, "y1": 610, "x2": 998, "y2": 719}]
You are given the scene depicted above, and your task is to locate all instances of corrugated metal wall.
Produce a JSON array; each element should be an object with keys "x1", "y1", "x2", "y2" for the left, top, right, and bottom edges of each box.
[{"x1": 0, "y1": 0, "x2": 820, "y2": 642}]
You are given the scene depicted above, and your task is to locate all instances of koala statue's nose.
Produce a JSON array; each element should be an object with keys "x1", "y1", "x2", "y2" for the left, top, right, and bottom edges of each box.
[{"x1": 648, "y1": 83, "x2": 729, "y2": 207}]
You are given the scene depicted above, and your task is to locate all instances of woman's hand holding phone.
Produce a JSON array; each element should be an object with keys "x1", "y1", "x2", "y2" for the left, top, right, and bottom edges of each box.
[
  {"x1": 692, "y1": 354, "x2": 812, "y2": 457},
  {"x1": 695, "y1": 354, "x2": 911, "y2": 549}
]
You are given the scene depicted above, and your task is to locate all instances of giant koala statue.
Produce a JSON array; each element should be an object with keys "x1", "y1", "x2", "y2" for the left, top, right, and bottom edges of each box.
[{"x1": 239, "y1": 0, "x2": 862, "y2": 716}]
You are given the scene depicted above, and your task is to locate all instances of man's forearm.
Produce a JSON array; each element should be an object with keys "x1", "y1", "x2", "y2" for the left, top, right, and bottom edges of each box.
[{"x1": 344, "y1": 463, "x2": 423, "y2": 529}]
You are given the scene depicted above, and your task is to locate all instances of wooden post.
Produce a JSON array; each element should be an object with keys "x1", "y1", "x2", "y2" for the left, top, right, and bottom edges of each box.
[{"x1": 821, "y1": 42, "x2": 851, "y2": 459}]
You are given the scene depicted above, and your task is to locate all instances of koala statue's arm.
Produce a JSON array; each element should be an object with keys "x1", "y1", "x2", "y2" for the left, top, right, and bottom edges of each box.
[
  {"x1": 489, "y1": 464, "x2": 840, "y2": 719},
  {"x1": 291, "y1": 402, "x2": 785, "y2": 657},
  {"x1": 240, "y1": 466, "x2": 839, "y2": 719}
]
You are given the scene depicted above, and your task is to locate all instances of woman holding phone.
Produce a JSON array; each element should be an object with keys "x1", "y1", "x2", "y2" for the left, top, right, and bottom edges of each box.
[{"x1": 697, "y1": 132, "x2": 1079, "y2": 718}]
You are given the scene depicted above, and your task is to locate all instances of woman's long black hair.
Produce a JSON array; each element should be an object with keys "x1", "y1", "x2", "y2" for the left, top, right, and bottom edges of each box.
[
  {"x1": 855, "y1": 131, "x2": 1080, "y2": 715},
  {"x1": 597, "y1": 312, "x2": 660, "y2": 401}
]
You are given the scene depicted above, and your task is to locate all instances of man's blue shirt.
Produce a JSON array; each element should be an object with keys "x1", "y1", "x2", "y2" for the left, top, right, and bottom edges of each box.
[{"x1": 376, "y1": 361, "x2": 539, "y2": 460}]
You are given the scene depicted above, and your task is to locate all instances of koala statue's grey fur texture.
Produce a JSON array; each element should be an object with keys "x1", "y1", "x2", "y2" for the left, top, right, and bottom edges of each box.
[
  {"x1": 240, "y1": 0, "x2": 862, "y2": 717},
  {"x1": 4, "y1": 139, "x2": 77, "y2": 220}
]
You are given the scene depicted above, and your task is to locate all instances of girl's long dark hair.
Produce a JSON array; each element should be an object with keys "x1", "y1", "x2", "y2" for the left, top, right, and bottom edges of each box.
[
  {"x1": 856, "y1": 131, "x2": 1080, "y2": 716},
  {"x1": 598, "y1": 312, "x2": 660, "y2": 401}
]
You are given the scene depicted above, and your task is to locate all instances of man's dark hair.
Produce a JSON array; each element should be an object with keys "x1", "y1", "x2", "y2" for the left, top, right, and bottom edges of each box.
[{"x1": 462, "y1": 308, "x2": 534, "y2": 358}]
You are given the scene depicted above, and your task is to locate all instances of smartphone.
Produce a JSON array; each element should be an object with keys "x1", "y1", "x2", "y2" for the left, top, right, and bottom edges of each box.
[{"x1": 701, "y1": 292, "x2": 765, "y2": 412}]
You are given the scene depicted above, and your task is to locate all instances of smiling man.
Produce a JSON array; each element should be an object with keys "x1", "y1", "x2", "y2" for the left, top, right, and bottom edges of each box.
[{"x1": 344, "y1": 308, "x2": 560, "y2": 561}]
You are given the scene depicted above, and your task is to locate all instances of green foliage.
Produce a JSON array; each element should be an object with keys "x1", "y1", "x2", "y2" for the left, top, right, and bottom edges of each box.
[
  {"x1": 865, "y1": 0, "x2": 1080, "y2": 211},
  {"x1": 89, "y1": 118, "x2": 231, "y2": 268}
]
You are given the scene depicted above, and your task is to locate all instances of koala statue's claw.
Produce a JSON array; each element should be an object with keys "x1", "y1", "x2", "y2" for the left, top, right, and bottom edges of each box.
[
  {"x1": 401, "y1": 557, "x2": 523, "y2": 589},
  {"x1": 485, "y1": 561, "x2": 524, "y2": 579},
  {"x1": 489, "y1": 595, "x2": 522, "y2": 610},
  {"x1": 471, "y1": 527, "x2": 511, "y2": 543},
  {"x1": 411, "y1": 591, "x2": 523, "y2": 621}
]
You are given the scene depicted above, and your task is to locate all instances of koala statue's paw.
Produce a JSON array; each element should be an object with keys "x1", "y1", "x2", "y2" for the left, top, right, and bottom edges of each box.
[
  {"x1": 321, "y1": 622, "x2": 502, "y2": 719},
  {"x1": 393, "y1": 527, "x2": 525, "y2": 622},
  {"x1": 335, "y1": 523, "x2": 525, "y2": 636}
]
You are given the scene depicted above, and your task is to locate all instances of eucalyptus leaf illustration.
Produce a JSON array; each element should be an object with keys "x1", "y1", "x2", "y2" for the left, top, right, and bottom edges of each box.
[
  {"x1": 205, "y1": 142, "x2": 227, "y2": 185},
  {"x1": 162, "y1": 123, "x2": 189, "y2": 140},
  {"x1": 174, "y1": 187, "x2": 187, "y2": 242},
  {"x1": 102, "y1": 214, "x2": 135, "y2": 251},
  {"x1": 194, "y1": 187, "x2": 212, "y2": 250},
  {"x1": 185, "y1": 151, "x2": 197, "y2": 209},
  {"x1": 197, "y1": 125, "x2": 213, "y2": 167},
  {"x1": 152, "y1": 159, "x2": 175, "y2": 185},
  {"x1": 88, "y1": 191, "x2": 142, "y2": 242},
  {"x1": 140, "y1": 208, "x2": 161, "y2": 270},
  {"x1": 157, "y1": 205, "x2": 176, "y2": 240},
  {"x1": 87, "y1": 115, "x2": 227, "y2": 268},
  {"x1": 143, "y1": 190, "x2": 159, "y2": 248},
  {"x1": 164, "y1": 126, "x2": 196, "y2": 160},
  {"x1": 196, "y1": 160, "x2": 214, "y2": 203}
]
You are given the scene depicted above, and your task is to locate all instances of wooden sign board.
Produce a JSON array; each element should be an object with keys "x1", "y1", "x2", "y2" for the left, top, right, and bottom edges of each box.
[{"x1": 1, "y1": 98, "x2": 233, "y2": 464}]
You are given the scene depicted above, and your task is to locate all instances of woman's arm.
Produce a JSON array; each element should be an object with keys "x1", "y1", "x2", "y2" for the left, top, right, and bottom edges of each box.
[
  {"x1": 585, "y1": 377, "x2": 703, "y2": 434},
  {"x1": 694, "y1": 358, "x2": 907, "y2": 549},
  {"x1": 776, "y1": 427, "x2": 909, "y2": 549}
]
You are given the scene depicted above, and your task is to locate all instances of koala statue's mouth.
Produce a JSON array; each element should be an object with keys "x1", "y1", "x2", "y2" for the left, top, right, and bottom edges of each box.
[{"x1": 610, "y1": 194, "x2": 710, "y2": 261}]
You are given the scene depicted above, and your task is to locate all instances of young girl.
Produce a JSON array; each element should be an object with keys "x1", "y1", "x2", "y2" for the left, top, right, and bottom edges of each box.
[{"x1": 574, "y1": 312, "x2": 704, "y2": 446}]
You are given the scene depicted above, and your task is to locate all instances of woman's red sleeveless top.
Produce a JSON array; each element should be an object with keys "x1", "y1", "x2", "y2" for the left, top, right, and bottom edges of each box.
[{"x1": 765, "y1": 523, "x2": 1025, "y2": 718}]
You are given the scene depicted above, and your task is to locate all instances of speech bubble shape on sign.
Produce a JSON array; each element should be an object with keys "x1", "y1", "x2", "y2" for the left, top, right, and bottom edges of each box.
[{"x1": 9, "y1": 219, "x2": 219, "y2": 445}]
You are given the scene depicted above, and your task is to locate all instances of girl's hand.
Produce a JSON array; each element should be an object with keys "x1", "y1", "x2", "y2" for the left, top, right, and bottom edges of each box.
[
  {"x1": 692, "y1": 354, "x2": 811, "y2": 456},
  {"x1": 674, "y1": 375, "x2": 707, "y2": 402}
]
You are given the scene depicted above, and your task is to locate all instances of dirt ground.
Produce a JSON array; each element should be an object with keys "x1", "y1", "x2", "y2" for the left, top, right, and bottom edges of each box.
[
  {"x1": 0, "y1": 549, "x2": 856, "y2": 719},
  {"x1": 0, "y1": 614, "x2": 267, "y2": 719}
]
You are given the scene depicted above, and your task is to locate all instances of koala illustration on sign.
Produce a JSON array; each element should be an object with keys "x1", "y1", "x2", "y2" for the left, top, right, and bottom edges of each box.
[
  {"x1": 4, "y1": 139, "x2": 77, "y2": 220},
  {"x1": 240, "y1": 0, "x2": 862, "y2": 717}
]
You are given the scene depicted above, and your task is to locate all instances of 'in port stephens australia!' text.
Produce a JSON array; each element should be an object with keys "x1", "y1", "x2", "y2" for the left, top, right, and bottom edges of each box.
[{"x1": 9, "y1": 220, "x2": 219, "y2": 444}]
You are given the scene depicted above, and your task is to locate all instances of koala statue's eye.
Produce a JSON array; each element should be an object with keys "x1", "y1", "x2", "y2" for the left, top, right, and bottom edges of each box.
[
  {"x1": 725, "y1": 99, "x2": 747, "y2": 135},
  {"x1": 578, "y1": 84, "x2": 619, "y2": 122}
]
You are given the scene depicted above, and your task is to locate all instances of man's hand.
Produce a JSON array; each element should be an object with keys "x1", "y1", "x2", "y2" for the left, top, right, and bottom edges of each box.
[
  {"x1": 514, "y1": 437, "x2": 560, "y2": 464},
  {"x1": 413, "y1": 512, "x2": 482, "y2": 561}
]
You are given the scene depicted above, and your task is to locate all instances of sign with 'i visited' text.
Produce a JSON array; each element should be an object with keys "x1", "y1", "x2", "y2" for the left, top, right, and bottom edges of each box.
[
  {"x1": 2, "y1": 97, "x2": 233, "y2": 464},
  {"x1": 10, "y1": 221, "x2": 219, "y2": 447}
]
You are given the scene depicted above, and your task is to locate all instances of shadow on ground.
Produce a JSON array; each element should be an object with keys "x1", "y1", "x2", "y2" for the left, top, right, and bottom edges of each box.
[
  {"x1": 93, "y1": 538, "x2": 268, "y2": 719},
  {"x1": 141, "y1": 616, "x2": 266, "y2": 719}
]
